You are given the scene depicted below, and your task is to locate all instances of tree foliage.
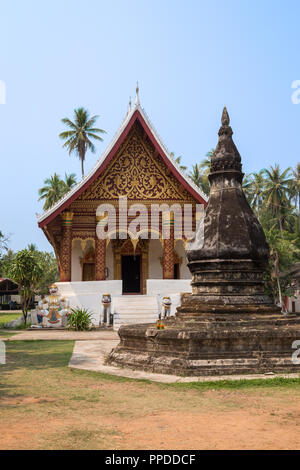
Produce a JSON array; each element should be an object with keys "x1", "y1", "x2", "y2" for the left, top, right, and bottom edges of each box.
[
  {"x1": 0, "y1": 231, "x2": 9, "y2": 256},
  {"x1": 0, "y1": 245, "x2": 59, "y2": 321},
  {"x1": 59, "y1": 107, "x2": 106, "y2": 178},
  {"x1": 7, "y1": 249, "x2": 43, "y2": 324},
  {"x1": 38, "y1": 173, "x2": 77, "y2": 210},
  {"x1": 242, "y1": 164, "x2": 300, "y2": 305}
]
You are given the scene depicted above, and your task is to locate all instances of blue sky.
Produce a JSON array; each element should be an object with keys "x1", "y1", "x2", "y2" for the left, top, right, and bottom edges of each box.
[{"x1": 1, "y1": 0, "x2": 300, "y2": 251}]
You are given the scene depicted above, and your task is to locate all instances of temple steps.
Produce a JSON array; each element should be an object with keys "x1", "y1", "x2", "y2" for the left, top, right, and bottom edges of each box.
[{"x1": 113, "y1": 295, "x2": 159, "y2": 331}]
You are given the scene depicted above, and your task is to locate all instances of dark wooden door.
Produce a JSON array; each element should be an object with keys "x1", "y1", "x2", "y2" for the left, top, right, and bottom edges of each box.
[
  {"x1": 122, "y1": 255, "x2": 141, "y2": 294},
  {"x1": 83, "y1": 263, "x2": 95, "y2": 281}
]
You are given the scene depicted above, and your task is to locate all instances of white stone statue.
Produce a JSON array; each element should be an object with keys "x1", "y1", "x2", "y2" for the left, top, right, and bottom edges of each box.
[{"x1": 38, "y1": 284, "x2": 70, "y2": 328}]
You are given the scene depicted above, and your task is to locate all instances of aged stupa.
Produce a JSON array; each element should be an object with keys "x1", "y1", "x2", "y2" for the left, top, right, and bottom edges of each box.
[{"x1": 109, "y1": 108, "x2": 300, "y2": 376}]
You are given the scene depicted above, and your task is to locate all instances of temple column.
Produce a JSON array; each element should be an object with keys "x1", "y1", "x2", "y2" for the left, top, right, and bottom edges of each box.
[
  {"x1": 60, "y1": 212, "x2": 73, "y2": 282},
  {"x1": 162, "y1": 213, "x2": 175, "y2": 279},
  {"x1": 95, "y1": 215, "x2": 106, "y2": 281},
  {"x1": 95, "y1": 238, "x2": 106, "y2": 280}
]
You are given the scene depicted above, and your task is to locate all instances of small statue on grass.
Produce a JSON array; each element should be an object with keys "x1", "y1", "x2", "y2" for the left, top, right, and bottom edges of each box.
[{"x1": 38, "y1": 284, "x2": 70, "y2": 328}]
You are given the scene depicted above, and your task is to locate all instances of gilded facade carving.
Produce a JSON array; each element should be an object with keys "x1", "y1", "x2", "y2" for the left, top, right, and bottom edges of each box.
[{"x1": 78, "y1": 123, "x2": 194, "y2": 202}]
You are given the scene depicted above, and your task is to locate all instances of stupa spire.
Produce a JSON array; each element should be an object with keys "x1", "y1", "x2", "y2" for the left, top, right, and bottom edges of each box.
[
  {"x1": 187, "y1": 106, "x2": 271, "y2": 307},
  {"x1": 221, "y1": 106, "x2": 230, "y2": 125},
  {"x1": 210, "y1": 107, "x2": 242, "y2": 178}
]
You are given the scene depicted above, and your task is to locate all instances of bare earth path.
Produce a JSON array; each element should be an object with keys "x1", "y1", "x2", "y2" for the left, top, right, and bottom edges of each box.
[{"x1": 1, "y1": 338, "x2": 300, "y2": 450}]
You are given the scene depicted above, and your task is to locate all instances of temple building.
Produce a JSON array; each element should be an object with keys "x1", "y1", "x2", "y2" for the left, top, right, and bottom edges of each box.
[
  {"x1": 38, "y1": 87, "x2": 207, "y2": 308},
  {"x1": 38, "y1": 89, "x2": 207, "y2": 294}
]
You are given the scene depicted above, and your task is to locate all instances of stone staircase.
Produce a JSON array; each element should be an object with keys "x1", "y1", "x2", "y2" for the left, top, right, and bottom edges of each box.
[{"x1": 112, "y1": 295, "x2": 159, "y2": 331}]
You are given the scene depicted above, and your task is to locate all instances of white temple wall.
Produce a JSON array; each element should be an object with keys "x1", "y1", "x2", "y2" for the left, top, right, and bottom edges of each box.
[
  {"x1": 57, "y1": 280, "x2": 123, "y2": 325},
  {"x1": 71, "y1": 240, "x2": 83, "y2": 282},
  {"x1": 175, "y1": 240, "x2": 191, "y2": 279},
  {"x1": 148, "y1": 239, "x2": 163, "y2": 279},
  {"x1": 106, "y1": 242, "x2": 114, "y2": 280}
]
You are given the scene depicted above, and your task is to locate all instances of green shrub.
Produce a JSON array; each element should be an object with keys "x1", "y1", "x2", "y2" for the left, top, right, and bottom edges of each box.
[{"x1": 67, "y1": 308, "x2": 93, "y2": 331}]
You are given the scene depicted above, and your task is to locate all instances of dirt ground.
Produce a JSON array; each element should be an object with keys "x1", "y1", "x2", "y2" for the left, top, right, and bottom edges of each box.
[{"x1": 1, "y1": 340, "x2": 300, "y2": 450}]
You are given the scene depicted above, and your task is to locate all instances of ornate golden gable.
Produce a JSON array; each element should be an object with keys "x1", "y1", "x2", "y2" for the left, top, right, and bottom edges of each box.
[{"x1": 79, "y1": 123, "x2": 193, "y2": 201}]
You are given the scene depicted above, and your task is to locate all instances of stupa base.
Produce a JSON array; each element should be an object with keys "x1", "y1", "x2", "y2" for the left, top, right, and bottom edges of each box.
[{"x1": 108, "y1": 310, "x2": 300, "y2": 377}]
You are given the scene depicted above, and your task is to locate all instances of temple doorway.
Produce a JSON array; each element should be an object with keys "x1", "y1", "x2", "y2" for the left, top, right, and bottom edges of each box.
[
  {"x1": 81, "y1": 247, "x2": 95, "y2": 281},
  {"x1": 82, "y1": 263, "x2": 95, "y2": 281},
  {"x1": 122, "y1": 255, "x2": 141, "y2": 294}
]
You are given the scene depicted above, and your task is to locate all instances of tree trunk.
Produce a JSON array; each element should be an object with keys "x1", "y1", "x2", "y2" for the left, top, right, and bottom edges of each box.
[
  {"x1": 79, "y1": 139, "x2": 86, "y2": 178},
  {"x1": 278, "y1": 215, "x2": 284, "y2": 239},
  {"x1": 298, "y1": 192, "x2": 300, "y2": 230},
  {"x1": 22, "y1": 298, "x2": 28, "y2": 326},
  {"x1": 277, "y1": 276, "x2": 283, "y2": 311}
]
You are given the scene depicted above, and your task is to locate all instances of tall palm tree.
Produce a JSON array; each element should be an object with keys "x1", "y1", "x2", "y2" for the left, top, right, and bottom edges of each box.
[
  {"x1": 243, "y1": 170, "x2": 266, "y2": 220},
  {"x1": 62, "y1": 173, "x2": 77, "y2": 193},
  {"x1": 263, "y1": 165, "x2": 293, "y2": 237},
  {"x1": 59, "y1": 108, "x2": 106, "y2": 178},
  {"x1": 201, "y1": 149, "x2": 214, "y2": 171},
  {"x1": 0, "y1": 231, "x2": 9, "y2": 256},
  {"x1": 189, "y1": 163, "x2": 210, "y2": 195},
  {"x1": 291, "y1": 163, "x2": 300, "y2": 215},
  {"x1": 38, "y1": 173, "x2": 65, "y2": 211},
  {"x1": 27, "y1": 243, "x2": 38, "y2": 252},
  {"x1": 189, "y1": 163, "x2": 202, "y2": 187}
]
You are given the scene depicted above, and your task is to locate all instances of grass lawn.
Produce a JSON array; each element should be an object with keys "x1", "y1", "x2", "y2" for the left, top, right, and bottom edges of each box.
[
  {"x1": 0, "y1": 331, "x2": 18, "y2": 338},
  {"x1": 0, "y1": 312, "x2": 22, "y2": 328},
  {"x1": 1, "y1": 340, "x2": 300, "y2": 450}
]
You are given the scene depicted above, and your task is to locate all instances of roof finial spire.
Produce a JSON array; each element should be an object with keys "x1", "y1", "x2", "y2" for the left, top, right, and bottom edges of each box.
[{"x1": 135, "y1": 81, "x2": 140, "y2": 106}]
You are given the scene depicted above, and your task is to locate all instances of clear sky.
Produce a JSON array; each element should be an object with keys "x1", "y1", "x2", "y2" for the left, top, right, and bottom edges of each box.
[{"x1": 1, "y1": 0, "x2": 300, "y2": 252}]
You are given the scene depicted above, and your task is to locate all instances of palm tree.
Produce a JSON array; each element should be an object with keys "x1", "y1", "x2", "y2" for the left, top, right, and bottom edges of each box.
[
  {"x1": 188, "y1": 151, "x2": 215, "y2": 196},
  {"x1": 38, "y1": 173, "x2": 65, "y2": 211},
  {"x1": 62, "y1": 173, "x2": 77, "y2": 194},
  {"x1": 59, "y1": 108, "x2": 106, "y2": 178},
  {"x1": 189, "y1": 163, "x2": 202, "y2": 187},
  {"x1": 0, "y1": 231, "x2": 9, "y2": 255},
  {"x1": 27, "y1": 243, "x2": 38, "y2": 252},
  {"x1": 189, "y1": 163, "x2": 210, "y2": 195},
  {"x1": 263, "y1": 165, "x2": 293, "y2": 237},
  {"x1": 243, "y1": 170, "x2": 266, "y2": 220},
  {"x1": 201, "y1": 149, "x2": 214, "y2": 171},
  {"x1": 291, "y1": 163, "x2": 300, "y2": 215},
  {"x1": 170, "y1": 153, "x2": 187, "y2": 172}
]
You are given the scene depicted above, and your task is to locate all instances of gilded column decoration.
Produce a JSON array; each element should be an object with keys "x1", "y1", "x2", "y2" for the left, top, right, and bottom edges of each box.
[
  {"x1": 95, "y1": 215, "x2": 107, "y2": 281},
  {"x1": 162, "y1": 213, "x2": 174, "y2": 279},
  {"x1": 141, "y1": 243, "x2": 149, "y2": 294},
  {"x1": 60, "y1": 212, "x2": 74, "y2": 282},
  {"x1": 95, "y1": 238, "x2": 106, "y2": 281}
]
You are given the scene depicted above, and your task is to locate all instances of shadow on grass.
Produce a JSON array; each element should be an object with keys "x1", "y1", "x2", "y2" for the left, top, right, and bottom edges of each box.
[
  {"x1": 0, "y1": 341, "x2": 74, "y2": 403},
  {"x1": 1, "y1": 340, "x2": 74, "y2": 373},
  {"x1": 71, "y1": 367, "x2": 300, "y2": 390},
  {"x1": 2, "y1": 340, "x2": 300, "y2": 396}
]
